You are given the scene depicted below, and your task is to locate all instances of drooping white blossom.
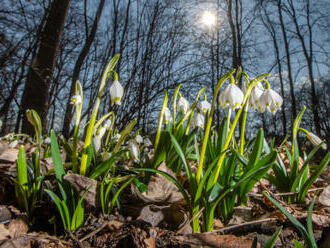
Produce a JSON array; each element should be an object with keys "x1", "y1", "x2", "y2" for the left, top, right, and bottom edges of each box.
[
  {"x1": 197, "y1": 100, "x2": 211, "y2": 115},
  {"x1": 70, "y1": 95, "x2": 82, "y2": 105},
  {"x1": 249, "y1": 82, "x2": 264, "y2": 109},
  {"x1": 104, "y1": 119, "x2": 112, "y2": 129},
  {"x1": 93, "y1": 126, "x2": 107, "y2": 152},
  {"x1": 135, "y1": 134, "x2": 143, "y2": 144},
  {"x1": 177, "y1": 96, "x2": 189, "y2": 113},
  {"x1": 193, "y1": 112, "x2": 205, "y2": 129},
  {"x1": 113, "y1": 133, "x2": 121, "y2": 141},
  {"x1": 44, "y1": 137, "x2": 51, "y2": 144},
  {"x1": 218, "y1": 84, "x2": 244, "y2": 110},
  {"x1": 257, "y1": 89, "x2": 283, "y2": 114},
  {"x1": 164, "y1": 107, "x2": 172, "y2": 124},
  {"x1": 109, "y1": 80, "x2": 124, "y2": 106},
  {"x1": 307, "y1": 132, "x2": 327, "y2": 150},
  {"x1": 128, "y1": 139, "x2": 140, "y2": 162},
  {"x1": 9, "y1": 140, "x2": 18, "y2": 148},
  {"x1": 144, "y1": 138, "x2": 153, "y2": 147}
]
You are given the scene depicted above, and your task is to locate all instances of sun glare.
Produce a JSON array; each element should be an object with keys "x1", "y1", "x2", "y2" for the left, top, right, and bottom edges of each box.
[{"x1": 201, "y1": 10, "x2": 216, "y2": 27}]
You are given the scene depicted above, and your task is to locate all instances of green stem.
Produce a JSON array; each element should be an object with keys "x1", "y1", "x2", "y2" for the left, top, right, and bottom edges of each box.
[
  {"x1": 239, "y1": 101, "x2": 249, "y2": 155},
  {"x1": 154, "y1": 91, "x2": 168, "y2": 154},
  {"x1": 196, "y1": 70, "x2": 235, "y2": 183},
  {"x1": 80, "y1": 97, "x2": 101, "y2": 175},
  {"x1": 212, "y1": 74, "x2": 270, "y2": 184},
  {"x1": 72, "y1": 124, "x2": 79, "y2": 173}
]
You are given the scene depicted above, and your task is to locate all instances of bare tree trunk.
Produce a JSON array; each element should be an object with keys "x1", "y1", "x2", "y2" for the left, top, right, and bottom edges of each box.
[
  {"x1": 287, "y1": 0, "x2": 321, "y2": 135},
  {"x1": 20, "y1": 0, "x2": 71, "y2": 135},
  {"x1": 62, "y1": 0, "x2": 105, "y2": 137},
  {"x1": 277, "y1": 0, "x2": 297, "y2": 125},
  {"x1": 259, "y1": 4, "x2": 287, "y2": 135}
]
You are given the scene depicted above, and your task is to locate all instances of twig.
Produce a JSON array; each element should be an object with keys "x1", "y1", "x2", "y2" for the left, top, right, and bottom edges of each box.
[
  {"x1": 210, "y1": 218, "x2": 277, "y2": 233},
  {"x1": 176, "y1": 207, "x2": 205, "y2": 234},
  {"x1": 80, "y1": 222, "x2": 108, "y2": 242},
  {"x1": 247, "y1": 187, "x2": 324, "y2": 198},
  {"x1": 68, "y1": 231, "x2": 84, "y2": 248}
]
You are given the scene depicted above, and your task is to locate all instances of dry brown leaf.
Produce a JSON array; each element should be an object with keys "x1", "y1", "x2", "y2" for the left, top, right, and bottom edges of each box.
[
  {"x1": 63, "y1": 174, "x2": 98, "y2": 207},
  {"x1": 0, "y1": 224, "x2": 9, "y2": 241},
  {"x1": 0, "y1": 142, "x2": 18, "y2": 163},
  {"x1": 0, "y1": 206, "x2": 11, "y2": 224},
  {"x1": 131, "y1": 163, "x2": 183, "y2": 203},
  {"x1": 8, "y1": 218, "x2": 28, "y2": 239},
  {"x1": 319, "y1": 185, "x2": 330, "y2": 207},
  {"x1": 175, "y1": 233, "x2": 259, "y2": 248}
]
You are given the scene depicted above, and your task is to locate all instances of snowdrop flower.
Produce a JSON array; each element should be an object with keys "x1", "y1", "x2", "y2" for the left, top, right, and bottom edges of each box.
[
  {"x1": 109, "y1": 80, "x2": 124, "y2": 106},
  {"x1": 128, "y1": 139, "x2": 140, "y2": 162},
  {"x1": 193, "y1": 113, "x2": 205, "y2": 129},
  {"x1": 9, "y1": 140, "x2": 18, "y2": 148},
  {"x1": 135, "y1": 134, "x2": 143, "y2": 144},
  {"x1": 93, "y1": 126, "x2": 107, "y2": 152},
  {"x1": 113, "y1": 133, "x2": 121, "y2": 141},
  {"x1": 249, "y1": 82, "x2": 264, "y2": 110},
  {"x1": 144, "y1": 138, "x2": 153, "y2": 147},
  {"x1": 44, "y1": 137, "x2": 51, "y2": 144},
  {"x1": 218, "y1": 84, "x2": 244, "y2": 110},
  {"x1": 177, "y1": 96, "x2": 189, "y2": 113},
  {"x1": 197, "y1": 100, "x2": 211, "y2": 115},
  {"x1": 307, "y1": 132, "x2": 327, "y2": 150},
  {"x1": 164, "y1": 107, "x2": 172, "y2": 124},
  {"x1": 257, "y1": 89, "x2": 283, "y2": 114},
  {"x1": 70, "y1": 95, "x2": 82, "y2": 105},
  {"x1": 104, "y1": 119, "x2": 112, "y2": 130}
]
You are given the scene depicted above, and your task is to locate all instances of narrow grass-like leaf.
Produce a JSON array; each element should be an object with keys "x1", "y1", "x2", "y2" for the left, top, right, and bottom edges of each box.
[
  {"x1": 264, "y1": 226, "x2": 282, "y2": 248},
  {"x1": 169, "y1": 132, "x2": 192, "y2": 179},
  {"x1": 51, "y1": 130, "x2": 65, "y2": 183},
  {"x1": 17, "y1": 146, "x2": 28, "y2": 191},
  {"x1": 298, "y1": 151, "x2": 330, "y2": 202},
  {"x1": 307, "y1": 196, "x2": 317, "y2": 248},
  {"x1": 45, "y1": 189, "x2": 68, "y2": 229},
  {"x1": 247, "y1": 128, "x2": 264, "y2": 170},
  {"x1": 263, "y1": 193, "x2": 310, "y2": 243}
]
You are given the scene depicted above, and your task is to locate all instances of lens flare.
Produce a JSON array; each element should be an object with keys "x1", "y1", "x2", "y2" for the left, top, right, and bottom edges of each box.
[{"x1": 201, "y1": 10, "x2": 216, "y2": 27}]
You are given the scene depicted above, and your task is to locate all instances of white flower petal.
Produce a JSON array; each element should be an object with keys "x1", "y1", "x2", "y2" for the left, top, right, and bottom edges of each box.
[
  {"x1": 197, "y1": 100, "x2": 211, "y2": 115},
  {"x1": 109, "y1": 80, "x2": 124, "y2": 106},
  {"x1": 177, "y1": 96, "x2": 189, "y2": 113}
]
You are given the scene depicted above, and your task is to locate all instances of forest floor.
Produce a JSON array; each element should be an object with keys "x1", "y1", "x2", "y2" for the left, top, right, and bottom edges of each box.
[{"x1": 0, "y1": 140, "x2": 330, "y2": 248}]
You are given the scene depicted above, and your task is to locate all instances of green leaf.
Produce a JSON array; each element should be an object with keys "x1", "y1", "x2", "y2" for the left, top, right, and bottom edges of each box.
[
  {"x1": 293, "y1": 240, "x2": 305, "y2": 248},
  {"x1": 292, "y1": 106, "x2": 306, "y2": 142},
  {"x1": 264, "y1": 226, "x2": 282, "y2": 248},
  {"x1": 51, "y1": 130, "x2": 65, "y2": 183},
  {"x1": 113, "y1": 118, "x2": 136, "y2": 153},
  {"x1": 263, "y1": 193, "x2": 310, "y2": 243},
  {"x1": 45, "y1": 189, "x2": 69, "y2": 230},
  {"x1": 108, "y1": 177, "x2": 135, "y2": 214},
  {"x1": 307, "y1": 196, "x2": 317, "y2": 248},
  {"x1": 133, "y1": 178, "x2": 148, "y2": 193},
  {"x1": 89, "y1": 152, "x2": 119, "y2": 179},
  {"x1": 169, "y1": 132, "x2": 192, "y2": 180},
  {"x1": 247, "y1": 128, "x2": 264, "y2": 170},
  {"x1": 71, "y1": 188, "x2": 89, "y2": 230},
  {"x1": 17, "y1": 146, "x2": 28, "y2": 191},
  {"x1": 298, "y1": 151, "x2": 330, "y2": 202}
]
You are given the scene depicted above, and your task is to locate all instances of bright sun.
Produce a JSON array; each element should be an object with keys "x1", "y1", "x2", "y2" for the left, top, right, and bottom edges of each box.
[{"x1": 201, "y1": 10, "x2": 216, "y2": 27}]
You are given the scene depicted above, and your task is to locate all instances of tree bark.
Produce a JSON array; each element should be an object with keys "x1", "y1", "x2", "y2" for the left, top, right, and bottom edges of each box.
[
  {"x1": 62, "y1": 0, "x2": 105, "y2": 137},
  {"x1": 20, "y1": 0, "x2": 71, "y2": 135}
]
